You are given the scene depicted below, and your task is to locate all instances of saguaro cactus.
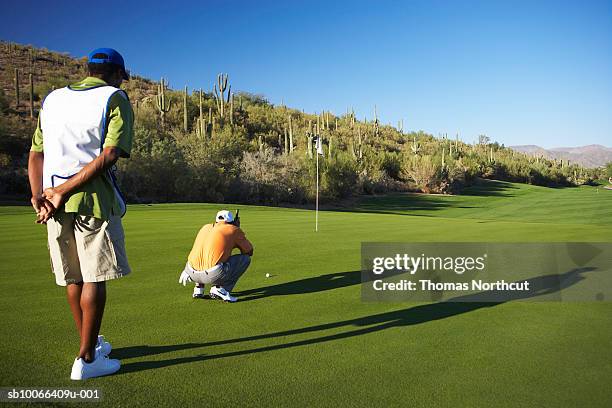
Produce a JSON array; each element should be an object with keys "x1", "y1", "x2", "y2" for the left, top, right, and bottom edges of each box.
[
  {"x1": 373, "y1": 105, "x2": 380, "y2": 138},
  {"x1": 284, "y1": 129, "x2": 288, "y2": 155},
  {"x1": 288, "y1": 116, "x2": 294, "y2": 153},
  {"x1": 29, "y1": 48, "x2": 34, "y2": 71},
  {"x1": 356, "y1": 127, "x2": 364, "y2": 159},
  {"x1": 198, "y1": 89, "x2": 205, "y2": 138},
  {"x1": 213, "y1": 73, "x2": 231, "y2": 126},
  {"x1": 230, "y1": 93, "x2": 234, "y2": 126},
  {"x1": 14, "y1": 68, "x2": 20, "y2": 108},
  {"x1": 183, "y1": 86, "x2": 188, "y2": 132},
  {"x1": 155, "y1": 77, "x2": 172, "y2": 128},
  {"x1": 307, "y1": 134, "x2": 313, "y2": 158},
  {"x1": 411, "y1": 136, "x2": 421, "y2": 156},
  {"x1": 442, "y1": 148, "x2": 446, "y2": 169},
  {"x1": 195, "y1": 91, "x2": 205, "y2": 139},
  {"x1": 29, "y1": 73, "x2": 34, "y2": 118}
]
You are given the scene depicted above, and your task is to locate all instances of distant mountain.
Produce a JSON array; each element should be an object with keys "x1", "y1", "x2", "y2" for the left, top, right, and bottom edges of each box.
[{"x1": 510, "y1": 144, "x2": 612, "y2": 168}]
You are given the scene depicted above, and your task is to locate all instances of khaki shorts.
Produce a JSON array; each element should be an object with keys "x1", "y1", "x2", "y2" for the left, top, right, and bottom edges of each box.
[{"x1": 47, "y1": 211, "x2": 131, "y2": 286}]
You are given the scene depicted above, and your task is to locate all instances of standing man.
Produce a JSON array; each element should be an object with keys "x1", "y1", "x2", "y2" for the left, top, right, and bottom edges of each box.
[
  {"x1": 179, "y1": 210, "x2": 254, "y2": 302},
  {"x1": 28, "y1": 48, "x2": 133, "y2": 380}
]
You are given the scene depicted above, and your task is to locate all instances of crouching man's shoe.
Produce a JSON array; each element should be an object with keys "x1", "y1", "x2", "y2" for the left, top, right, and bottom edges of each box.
[
  {"x1": 193, "y1": 284, "x2": 206, "y2": 299},
  {"x1": 70, "y1": 355, "x2": 120, "y2": 380},
  {"x1": 209, "y1": 286, "x2": 237, "y2": 303}
]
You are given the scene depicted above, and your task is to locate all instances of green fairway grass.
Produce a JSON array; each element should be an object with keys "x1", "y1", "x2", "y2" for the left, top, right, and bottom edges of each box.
[{"x1": 1, "y1": 180, "x2": 611, "y2": 407}]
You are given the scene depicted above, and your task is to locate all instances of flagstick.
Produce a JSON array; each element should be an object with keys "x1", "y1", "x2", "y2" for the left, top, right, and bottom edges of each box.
[{"x1": 315, "y1": 145, "x2": 319, "y2": 232}]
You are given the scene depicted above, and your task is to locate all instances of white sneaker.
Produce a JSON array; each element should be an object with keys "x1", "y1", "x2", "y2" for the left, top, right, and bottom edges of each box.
[
  {"x1": 96, "y1": 335, "x2": 112, "y2": 357},
  {"x1": 209, "y1": 286, "x2": 237, "y2": 302},
  {"x1": 193, "y1": 285, "x2": 206, "y2": 299},
  {"x1": 70, "y1": 355, "x2": 121, "y2": 380}
]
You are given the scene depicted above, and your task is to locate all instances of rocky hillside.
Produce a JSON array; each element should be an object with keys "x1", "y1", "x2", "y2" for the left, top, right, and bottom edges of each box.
[
  {"x1": 510, "y1": 144, "x2": 612, "y2": 168},
  {"x1": 0, "y1": 41, "x2": 158, "y2": 165}
]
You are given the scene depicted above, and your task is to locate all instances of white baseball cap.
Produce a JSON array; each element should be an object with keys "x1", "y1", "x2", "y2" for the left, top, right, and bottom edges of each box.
[{"x1": 216, "y1": 210, "x2": 234, "y2": 223}]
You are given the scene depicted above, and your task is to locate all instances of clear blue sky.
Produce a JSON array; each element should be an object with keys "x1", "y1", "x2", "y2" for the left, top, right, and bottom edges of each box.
[{"x1": 2, "y1": 0, "x2": 610, "y2": 148}]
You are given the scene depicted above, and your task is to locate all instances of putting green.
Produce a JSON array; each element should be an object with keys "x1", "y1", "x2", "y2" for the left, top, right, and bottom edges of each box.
[{"x1": 0, "y1": 180, "x2": 610, "y2": 407}]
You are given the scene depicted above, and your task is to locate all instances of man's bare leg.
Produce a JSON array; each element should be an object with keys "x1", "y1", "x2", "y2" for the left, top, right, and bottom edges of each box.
[
  {"x1": 77, "y1": 282, "x2": 106, "y2": 362},
  {"x1": 66, "y1": 283, "x2": 84, "y2": 337}
]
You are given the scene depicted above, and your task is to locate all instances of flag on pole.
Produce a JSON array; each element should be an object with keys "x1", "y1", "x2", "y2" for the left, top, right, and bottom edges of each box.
[{"x1": 314, "y1": 135, "x2": 322, "y2": 232}]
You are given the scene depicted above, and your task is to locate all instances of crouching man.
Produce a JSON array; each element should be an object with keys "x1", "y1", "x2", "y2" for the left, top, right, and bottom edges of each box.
[{"x1": 179, "y1": 210, "x2": 253, "y2": 302}]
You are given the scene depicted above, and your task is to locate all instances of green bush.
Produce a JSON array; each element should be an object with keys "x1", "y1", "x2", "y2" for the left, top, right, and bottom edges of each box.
[
  {"x1": 117, "y1": 126, "x2": 188, "y2": 202},
  {"x1": 322, "y1": 153, "x2": 358, "y2": 199}
]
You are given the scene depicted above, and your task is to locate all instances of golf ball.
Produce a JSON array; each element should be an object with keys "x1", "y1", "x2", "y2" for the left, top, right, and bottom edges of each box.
[{"x1": 266, "y1": 273, "x2": 271, "y2": 278}]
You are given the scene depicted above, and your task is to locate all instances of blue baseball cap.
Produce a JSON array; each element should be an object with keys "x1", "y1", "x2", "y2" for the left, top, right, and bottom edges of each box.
[{"x1": 88, "y1": 48, "x2": 130, "y2": 80}]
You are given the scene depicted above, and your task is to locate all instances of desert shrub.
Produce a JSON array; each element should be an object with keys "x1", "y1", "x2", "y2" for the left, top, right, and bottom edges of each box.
[
  {"x1": 238, "y1": 149, "x2": 308, "y2": 204},
  {"x1": 0, "y1": 114, "x2": 36, "y2": 163},
  {"x1": 0, "y1": 90, "x2": 9, "y2": 113},
  {"x1": 34, "y1": 76, "x2": 72, "y2": 102},
  {"x1": 358, "y1": 168, "x2": 399, "y2": 195},
  {"x1": 402, "y1": 154, "x2": 442, "y2": 193},
  {"x1": 443, "y1": 158, "x2": 469, "y2": 193}
]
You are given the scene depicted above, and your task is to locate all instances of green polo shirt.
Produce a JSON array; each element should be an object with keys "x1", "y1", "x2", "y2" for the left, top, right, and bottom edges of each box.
[{"x1": 30, "y1": 77, "x2": 134, "y2": 220}]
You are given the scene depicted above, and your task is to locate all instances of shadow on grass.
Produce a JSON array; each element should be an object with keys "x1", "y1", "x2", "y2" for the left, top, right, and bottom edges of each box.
[
  {"x1": 234, "y1": 270, "x2": 362, "y2": 302},
  {"x1": 460, "y1": 179, "x2": 519, "y2": 197},
  {"x1": 111, "y1": 343, "x2": 205, "y2": 360},
  {"x1": 115, "y1": 267, "x2": 595, "y2": 375},
  {"x1": 342, "y1": 179, "x2": 521, "y2": 217},
  {"x1": 347, "y1": 193, "x2": 462, "y2": 217}
]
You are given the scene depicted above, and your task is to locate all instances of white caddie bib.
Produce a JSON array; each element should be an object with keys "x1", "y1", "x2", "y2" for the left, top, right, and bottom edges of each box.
[{"x1": 40, "y1": 85, "x2": 128, "y2": 215}]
